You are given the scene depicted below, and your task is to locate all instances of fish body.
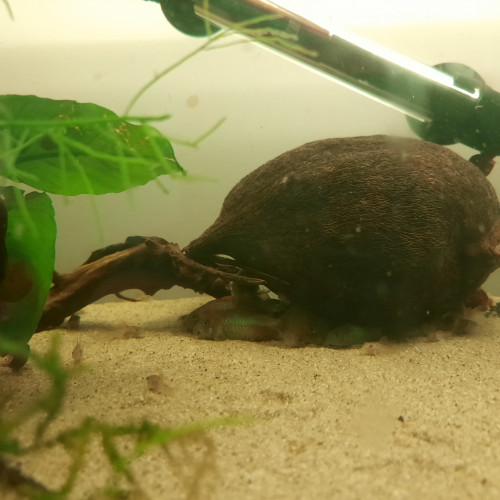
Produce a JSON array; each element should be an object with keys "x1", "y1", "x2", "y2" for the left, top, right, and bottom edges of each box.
[{"x1": 181, "y1": 296, "x2": 282, "y2": 341}]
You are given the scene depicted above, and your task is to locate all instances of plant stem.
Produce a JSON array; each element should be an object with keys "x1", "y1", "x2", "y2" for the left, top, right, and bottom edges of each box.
[
  {"x1": 169, "y1": 117, "x2": 227, "y2": 148},
  {"x1": 123, "y1": 30, "x2": 229, "y2": 116},
  {"x1": 0, "y1": 114, "x2": 172, "y2": 128},
  {"x1": 1, "y1": 0, "x2": 14, "y2": 20}
]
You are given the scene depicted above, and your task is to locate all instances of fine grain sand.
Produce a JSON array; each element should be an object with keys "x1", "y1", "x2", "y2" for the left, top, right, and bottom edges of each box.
[{"x1": 2, "y1": 296, "x2": 500, "y2": 499}]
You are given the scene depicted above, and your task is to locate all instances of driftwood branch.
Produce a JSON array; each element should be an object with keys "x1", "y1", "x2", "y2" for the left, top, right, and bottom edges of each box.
[{"x1": 37, "y1": 236, "x2": 263, "y2": 332}]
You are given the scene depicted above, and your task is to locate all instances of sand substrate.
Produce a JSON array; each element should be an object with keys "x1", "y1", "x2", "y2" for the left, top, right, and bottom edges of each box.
[{"x1": 2, "y1": 296, "x2": 500, "y2": 499}]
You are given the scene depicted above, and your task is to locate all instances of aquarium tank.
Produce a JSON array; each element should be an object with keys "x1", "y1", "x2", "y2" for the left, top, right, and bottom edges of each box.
[
  {"x1": 2, "y1": 1, "x2": 500, "y2": 498},
  {"x1": 2, "y1": 0, "x2": 500, "y2": 346}
]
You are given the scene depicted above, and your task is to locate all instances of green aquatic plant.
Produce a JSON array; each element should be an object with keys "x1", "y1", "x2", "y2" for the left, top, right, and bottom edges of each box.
[
  {"x1": 0, "y1": 96, "x2": 184, "y2": 367},
  {"x1": 0, "y1": 96, "x2": 184, "y2": 195},
  {"x1": 0, "y1": 336, "x2": 244, "y2": 498}
]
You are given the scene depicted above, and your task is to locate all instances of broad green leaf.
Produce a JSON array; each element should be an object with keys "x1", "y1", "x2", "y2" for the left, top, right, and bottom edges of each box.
[
  {"x1": 0, "y1": 95, "x2": 185, "y2": 195},
  {"x1": 0, "y1": 186, "x2": 56, "y2": 361}
]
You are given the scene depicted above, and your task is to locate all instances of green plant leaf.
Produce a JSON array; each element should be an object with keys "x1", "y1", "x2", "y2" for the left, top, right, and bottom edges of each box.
[
  {"x1": 0, "y1": 95, "x2": 185, "y2": 195},
  {"x1": 0, "y1": 186, "x2": 56, "y2": 363}
]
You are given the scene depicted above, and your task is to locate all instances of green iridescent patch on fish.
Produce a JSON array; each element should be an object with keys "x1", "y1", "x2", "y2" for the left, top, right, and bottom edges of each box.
[
  {"x1": 320, "y1": 325, "x2": 382, "y2": 348},
  {"x1": 222, "y1": 313, "x2": 280, "y2": 328}
]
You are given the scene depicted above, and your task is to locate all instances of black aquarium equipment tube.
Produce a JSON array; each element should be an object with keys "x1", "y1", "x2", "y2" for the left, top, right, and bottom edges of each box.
[{"x1": 157, "y1": 0, "x2": 500, "y2": 158}]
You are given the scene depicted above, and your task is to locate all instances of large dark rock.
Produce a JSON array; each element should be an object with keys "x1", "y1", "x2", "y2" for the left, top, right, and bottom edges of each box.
[{"x1": 185, "y1": 135, "x2": 500, "y2": 331}]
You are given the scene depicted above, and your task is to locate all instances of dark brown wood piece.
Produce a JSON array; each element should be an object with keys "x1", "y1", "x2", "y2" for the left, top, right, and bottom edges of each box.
[{"x1": 37, "y1": 237, "x2": 263, "y2": 331}]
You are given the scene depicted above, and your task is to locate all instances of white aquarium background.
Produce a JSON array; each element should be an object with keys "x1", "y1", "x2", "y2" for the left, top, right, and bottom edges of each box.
[{"x1": 2, "y1": 0, "x2": 500, "y2": 298}]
